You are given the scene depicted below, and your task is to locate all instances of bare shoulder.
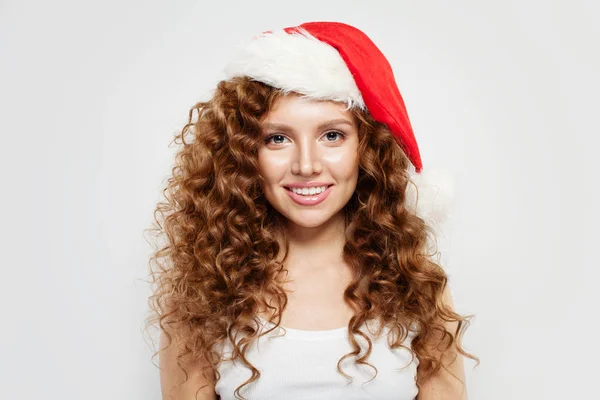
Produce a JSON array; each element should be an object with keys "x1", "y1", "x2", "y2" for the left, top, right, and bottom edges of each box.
[
  {"x1": 159, "y1": 329, "x2": 217, "y2": 400},
  {"x1": 416, "y1": 285, "x2": 468, "y2": 400}
]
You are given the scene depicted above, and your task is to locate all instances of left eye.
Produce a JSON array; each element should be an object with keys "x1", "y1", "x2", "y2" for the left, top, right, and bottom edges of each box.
[{"x1": 324, "y1": 131, "x2": 345, "y2": 141}]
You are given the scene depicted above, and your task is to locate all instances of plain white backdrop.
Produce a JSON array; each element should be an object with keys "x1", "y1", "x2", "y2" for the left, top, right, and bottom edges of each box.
[{"x1": 1, "y1": 0, "x2": 598, "y2": 399}]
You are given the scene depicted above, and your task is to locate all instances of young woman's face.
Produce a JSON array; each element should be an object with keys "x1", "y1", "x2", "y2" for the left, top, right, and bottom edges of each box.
[{"x1": 257, "y1": 94, "x2": 360, "y2": 229}]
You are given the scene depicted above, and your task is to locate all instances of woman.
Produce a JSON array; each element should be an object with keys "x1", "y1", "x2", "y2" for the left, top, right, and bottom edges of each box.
[{"x1": 146, "y1": 21, "x2": 479, "y2": 400}]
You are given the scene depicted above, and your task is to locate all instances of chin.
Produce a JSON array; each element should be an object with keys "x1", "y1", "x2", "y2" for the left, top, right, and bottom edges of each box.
[
  {"x1": 287, "y1": 215, "x2": 332, "y2": 229},
  {"x1": 283, "y1": 206, "x2": 346, "y2": 229}
]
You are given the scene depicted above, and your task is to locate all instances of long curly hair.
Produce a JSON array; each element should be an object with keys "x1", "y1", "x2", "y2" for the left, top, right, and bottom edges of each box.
[{"x1": 144, "y1": 76, "x2": 478, "y2": 400}]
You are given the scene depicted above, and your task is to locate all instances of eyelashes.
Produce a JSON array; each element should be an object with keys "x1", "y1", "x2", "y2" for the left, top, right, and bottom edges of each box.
[{"x1": 263, "y1": 131, "x2": 346, "y2": 145}]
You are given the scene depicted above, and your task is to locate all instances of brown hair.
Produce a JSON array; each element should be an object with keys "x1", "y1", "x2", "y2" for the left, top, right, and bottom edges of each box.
[{"x1": 144, "y1": 76, "x2": 478, "y2": 399}]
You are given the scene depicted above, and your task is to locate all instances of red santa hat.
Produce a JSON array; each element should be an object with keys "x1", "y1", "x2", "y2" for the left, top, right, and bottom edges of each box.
[{"x1": 223, "y1": 21, "x2": 454, "y2": 230}]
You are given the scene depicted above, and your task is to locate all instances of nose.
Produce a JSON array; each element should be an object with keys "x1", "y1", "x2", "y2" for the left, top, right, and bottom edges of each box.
[{"x1": 291, "y1": 136, "x2": 322, "y2": 176}]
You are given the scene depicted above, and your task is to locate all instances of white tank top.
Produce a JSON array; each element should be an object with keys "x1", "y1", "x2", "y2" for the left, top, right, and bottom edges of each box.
[{"x1": 215, "y1": 315, "x2": 419, "y2": 400}]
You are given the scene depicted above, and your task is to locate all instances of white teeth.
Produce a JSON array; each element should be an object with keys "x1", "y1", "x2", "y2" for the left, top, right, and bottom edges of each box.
[{"x1": 290, "y1": 185, "x2": 328, "y2": 196}]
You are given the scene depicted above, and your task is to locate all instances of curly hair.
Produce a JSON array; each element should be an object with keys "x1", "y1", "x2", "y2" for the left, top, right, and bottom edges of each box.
[{"x1": 144, "y1": 76, "x2": 479, "y2": 400}]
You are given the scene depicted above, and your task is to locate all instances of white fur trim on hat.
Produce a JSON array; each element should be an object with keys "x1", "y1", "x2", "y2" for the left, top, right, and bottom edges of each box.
[{"x1": 223, "y1": 28, "x2": 366, "y2": 110}]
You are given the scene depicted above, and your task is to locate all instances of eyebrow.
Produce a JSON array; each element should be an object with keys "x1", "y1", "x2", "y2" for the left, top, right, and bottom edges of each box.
[{"x1": 261, "y1": 118, "x2": 355, "y2": 132}]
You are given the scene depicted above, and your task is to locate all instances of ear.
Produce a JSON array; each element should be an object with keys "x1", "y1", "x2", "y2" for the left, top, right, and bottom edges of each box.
[{"x1": 405, "y1": 166, "x2": 455, "y2": 234}]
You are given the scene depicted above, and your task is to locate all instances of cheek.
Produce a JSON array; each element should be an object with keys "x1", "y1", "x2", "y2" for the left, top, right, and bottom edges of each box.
[
  {"x1": 257, "y1": 150, "x2": 286, "y2": 185},
  {"x1": 257, "y1": 149, "x2": 272, "y2": 172},
  {"x1": 323, "y1": 150, "x2": 359, "y2": 180}
]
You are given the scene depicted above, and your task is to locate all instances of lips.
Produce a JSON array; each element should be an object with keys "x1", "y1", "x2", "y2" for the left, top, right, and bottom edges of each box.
[
  {"x1": 284, "y1": 184, "x2": 333, "y2": 191},
  {"x1": 284, "y1": 185, "x2": 334, "y2": 206}
]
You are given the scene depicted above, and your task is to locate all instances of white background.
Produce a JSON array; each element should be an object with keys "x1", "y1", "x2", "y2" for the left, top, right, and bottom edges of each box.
[{"x1": 1, "y1": 1, "x2": 598, "y2": 399}]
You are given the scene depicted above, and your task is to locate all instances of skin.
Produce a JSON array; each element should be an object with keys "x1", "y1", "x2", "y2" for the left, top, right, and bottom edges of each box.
[
  {"x1": 417, "y1": 285, "x2": 469, "y2": 399},
  {"x1": 257, "y1": 94, "x2": 360, "y2": 272}
]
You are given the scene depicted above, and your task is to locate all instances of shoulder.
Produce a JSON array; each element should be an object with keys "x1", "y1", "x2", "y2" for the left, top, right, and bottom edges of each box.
[{"x1": 416, "y1": 283, "x2": 468, "y2": 400}]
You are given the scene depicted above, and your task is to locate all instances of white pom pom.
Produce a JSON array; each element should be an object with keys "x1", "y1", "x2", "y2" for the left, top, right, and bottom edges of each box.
[{"x1": 405, "y1": 167, "x2": 455, "y2": 233}]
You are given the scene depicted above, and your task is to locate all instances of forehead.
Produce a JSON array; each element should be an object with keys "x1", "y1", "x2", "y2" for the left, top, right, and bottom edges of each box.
[
  {"x1": 261, "y1": 94, "x2": 356, "y2": 129},
  {"x1": 261, "y1": 118, "x2": 355, "y2": 132}
]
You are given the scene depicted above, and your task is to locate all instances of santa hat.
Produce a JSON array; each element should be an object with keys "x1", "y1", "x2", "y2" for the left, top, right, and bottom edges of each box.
[{"x1": 223, "y1": 21, "x2": 454, "y2": 230}]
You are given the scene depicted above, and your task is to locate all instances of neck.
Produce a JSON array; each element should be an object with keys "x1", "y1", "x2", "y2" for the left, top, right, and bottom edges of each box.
[{"x1": 279, "y1": 211, "x2": 347, "y2": 269}]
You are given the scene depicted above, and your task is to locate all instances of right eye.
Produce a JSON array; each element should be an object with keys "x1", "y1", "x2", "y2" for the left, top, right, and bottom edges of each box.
[{"x1": 264, "y1": 134, "x2": 290, "y2": 145}]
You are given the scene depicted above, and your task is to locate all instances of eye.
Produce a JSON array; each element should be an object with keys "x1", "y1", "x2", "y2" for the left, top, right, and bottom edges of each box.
[
  {"x1": 323, "y1": 131, "x2": 346, "y2": 142},
  {"x1": 264, "y1": 134, "x2": 290, "y2": 145}
]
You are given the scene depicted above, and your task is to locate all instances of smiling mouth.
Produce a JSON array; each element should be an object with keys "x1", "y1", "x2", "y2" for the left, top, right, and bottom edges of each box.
[
  {"x1": 283, "y1": 184, "x2": 334, "y2": 205},
  {"x1": 284, "y1": 184, "x2": 334, "y2": 192}
]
